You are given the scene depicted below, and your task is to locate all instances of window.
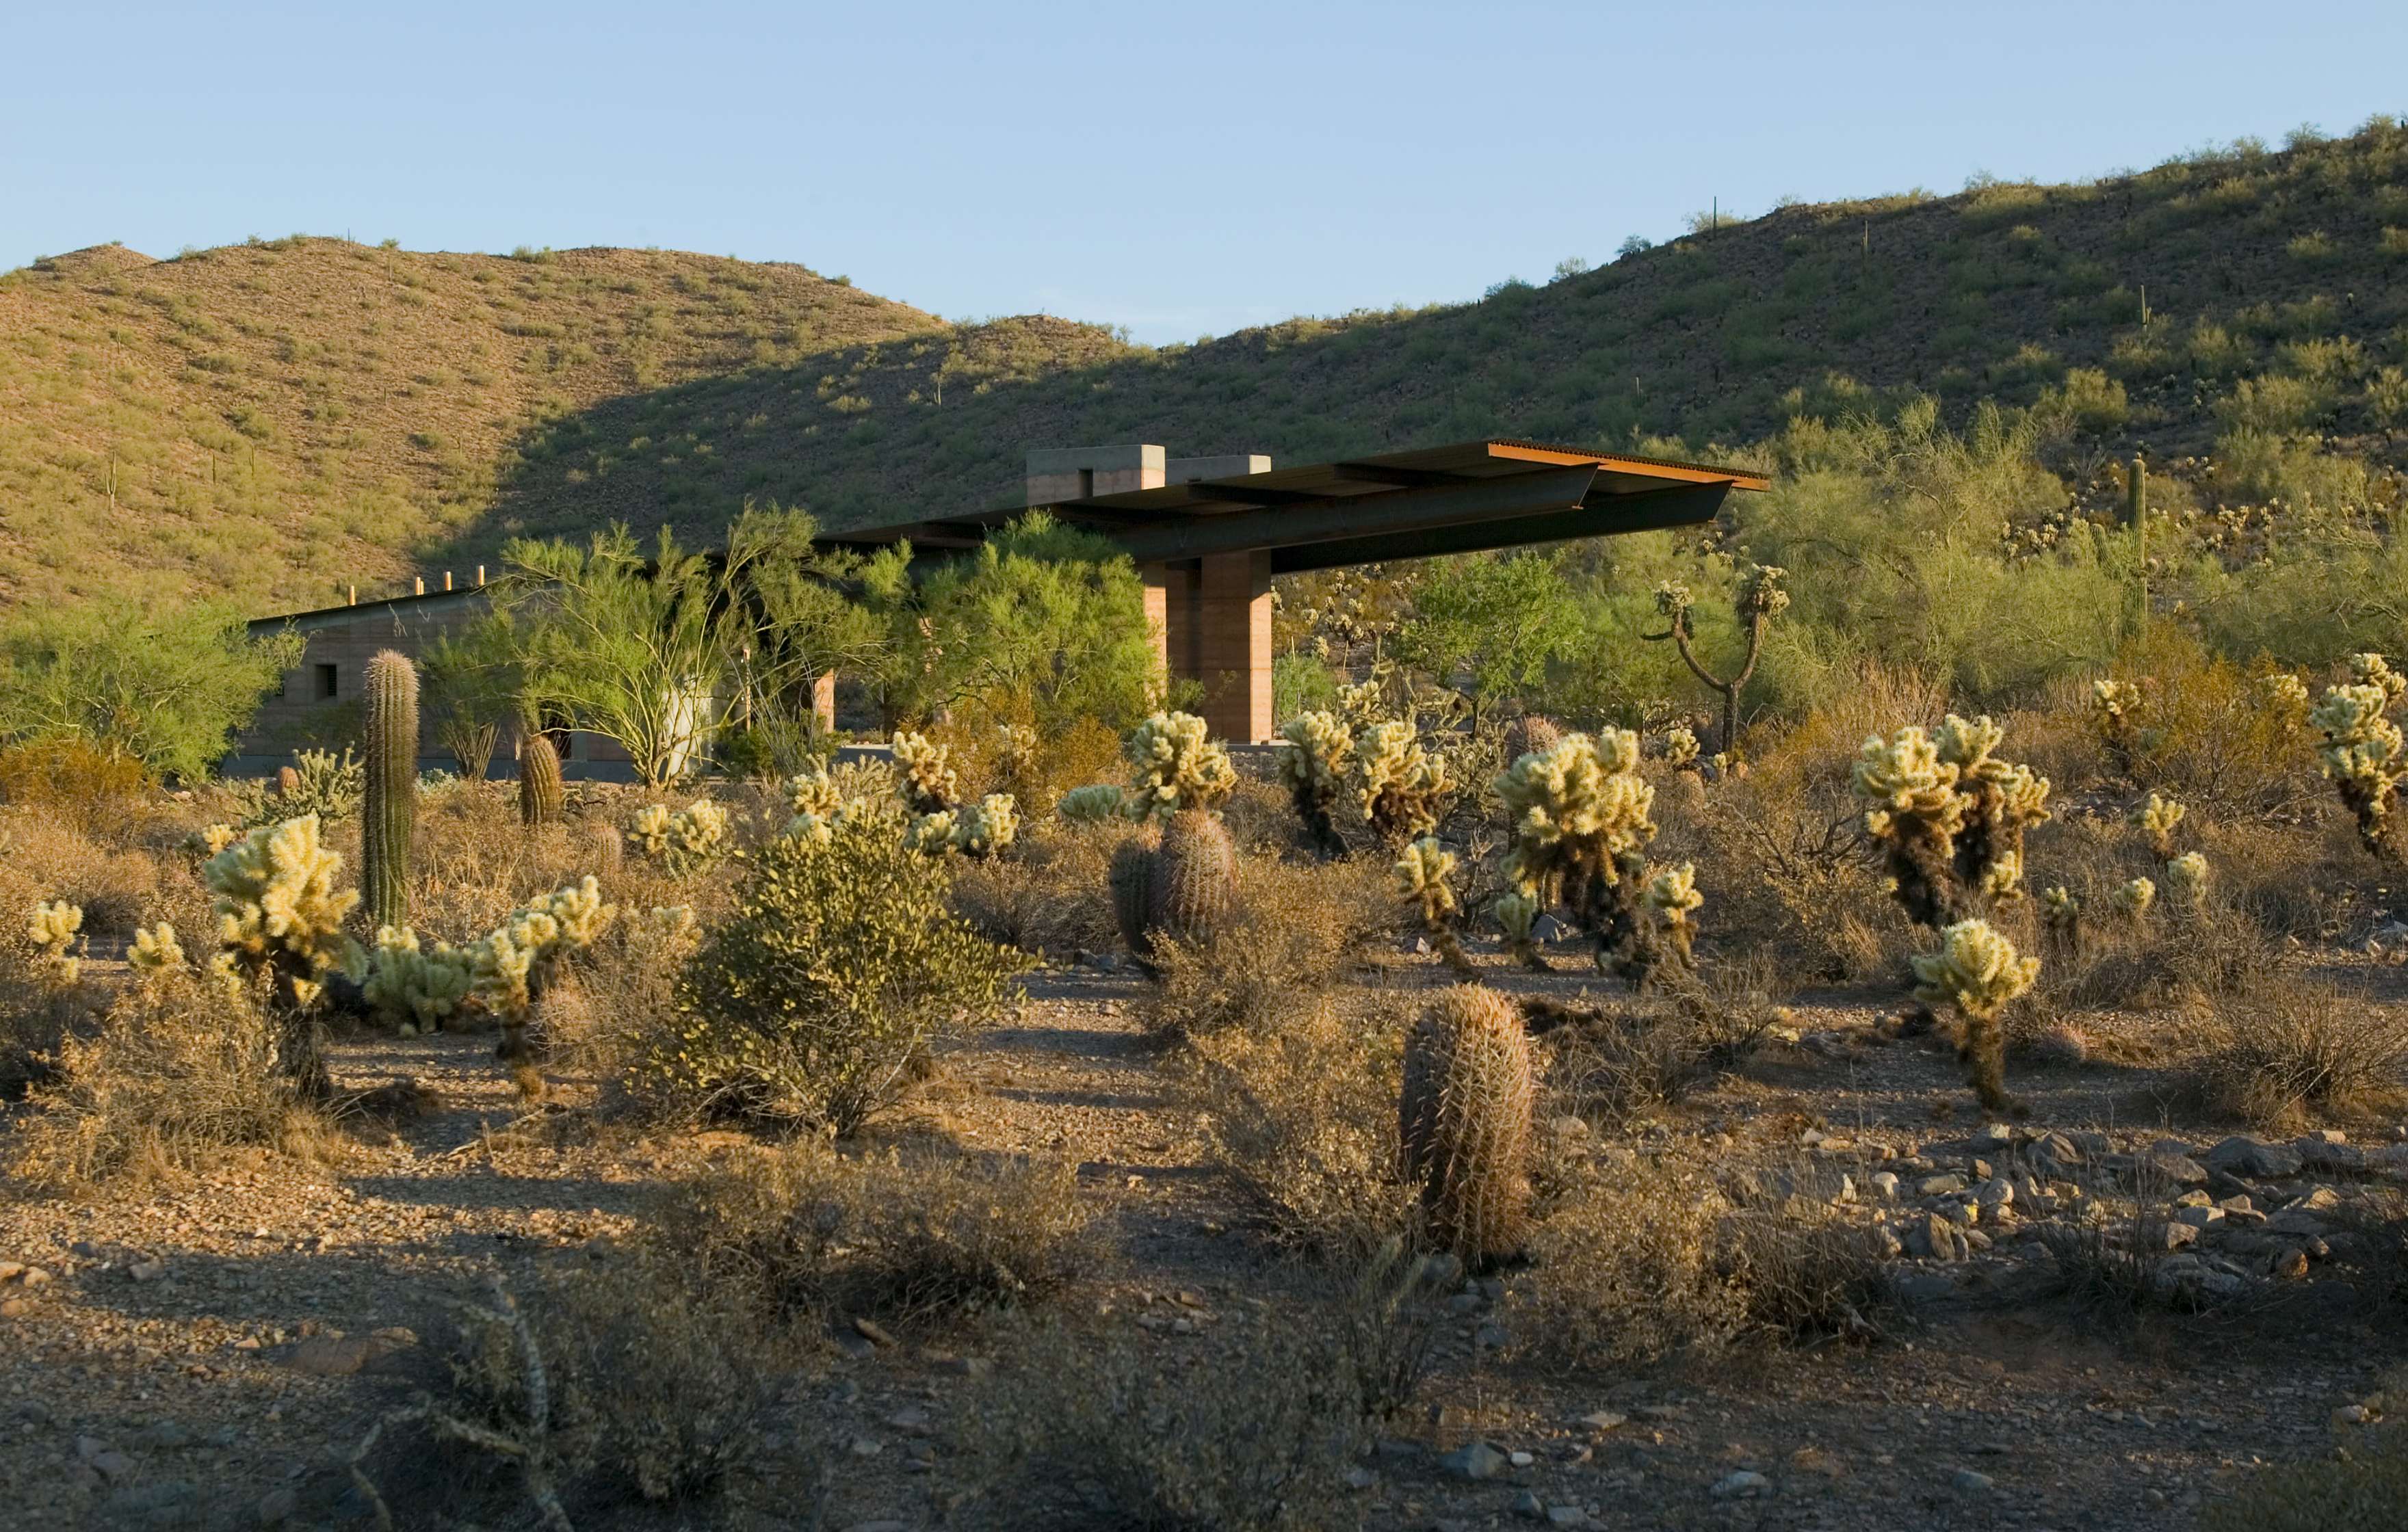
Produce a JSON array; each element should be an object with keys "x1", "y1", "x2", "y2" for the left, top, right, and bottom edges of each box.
[
  {"x1": 315, "y1": 663, "x2": 339, "y2": 700},
  {"x1": 1077, "y1": 467, "x2": 1094, "y2": 499}
]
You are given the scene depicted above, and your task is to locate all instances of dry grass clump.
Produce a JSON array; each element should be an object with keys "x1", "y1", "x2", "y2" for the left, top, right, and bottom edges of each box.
[
  {"x1": 2201, "y1": 1375, "x2": 2408, "y2": 1531},
  {"x1": 0, "y1": 935, "x2": 96, "y2": 1101},
  {"x1": 0, "y1": 810, "x2": 169, "y2": 938},
  {"x1": 359, "y1": 1263, "x2": 789, "y2": 1525},
  {"x1": 967, "y1": 1311, "x2": 1386, "y2": 1532},
  {"x1": 1140, "y1": 853, "x2": 1390, "y2": 1038},
  {"x1": 2175, "y1": 979, "x2": 2408, "y2": 1131},
  {"x1": 1510, "y1": 1157, "x2": 1898, "y2": 1365},
  {"x1": 7, "y1": 971, "x2": 336, "y2": 1189},
  {"x1": 1697, "y1": 732, "x2": 1907, "y2": 984},
  {"x1": 1173, "y1": 999, "x2": 1417, "y2": 1257},
  {"x1": 1532, "y1": 962, "x2": 1790, "y2": 1123},
  {"x1": 658, "y1": 1138, "x2": 1101, "y2": 1328},
  {"x1": 949, "y1": 819, "x2": 1122, "y2": 957}
]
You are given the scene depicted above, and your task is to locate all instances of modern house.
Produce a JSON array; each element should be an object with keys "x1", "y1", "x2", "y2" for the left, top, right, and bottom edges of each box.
[{"x1": 234, "y1": 439, "x2": 1766, "y2": 775}]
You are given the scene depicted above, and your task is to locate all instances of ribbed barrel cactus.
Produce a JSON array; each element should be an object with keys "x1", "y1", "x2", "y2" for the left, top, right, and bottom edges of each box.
[
  {"x1": 631, "y1": 799, "x2": 731, "y2": 875},
  {"x1": 28, "y1": 899, "x2": 83, "y2": 982},
  {"x1": 519, "y1": 733, "x2": 565, "y2": 827},
  {"x1": 1399, "y1": 985, "x2": 1534, "y2": 1268},
  {"x1": 2130, "y1": 791, "x2": 2186, "y2": 856},
  {"x1": 1494, "y1": 729, "x2": 1668, "y2": 977},
  {"x1": 1124, "y1": 711, "x2": 1237, "y2": 821},
  {"x1": 1152, "y1": 809, "x2": 1237, "y2": 947},
  {"x1": 361, "y1": 650, "x2": 418, "y2": 934},
  {"x1": 1500, "y1": 714, "x2": 1562, "y2": 765},
  {"x1": 359, "y1": 925, "x2": 475, "y2": 1034},
  {"x1": 1276, "y1": 710, "x2": 1355, "y2": 856},
  {"x1": 1911, "y1": 918, "x2": 2041, "y2": 1114},
  {"x1": 891, "y1": 730, "x2": 960, "y2": 815},
  {"x1": 1108, "y1": 826, "x2": 1160, "y2": 959},
  {"x1": 1393, "y1": 836, "x2": 1472, "y2": 973},
  {"x1": 1055, "y1": 783, "x2": 1125, "y2": 824},
  {"x1": 1853, "y1": 715, "x2": 2048, "y2": 927},
  {"x1": 2310, "y1": 681, "x2": 2405, "y2": 858},
  {"x1": 1356, "y1": 721, "x2": 1456, "y2": 847}
]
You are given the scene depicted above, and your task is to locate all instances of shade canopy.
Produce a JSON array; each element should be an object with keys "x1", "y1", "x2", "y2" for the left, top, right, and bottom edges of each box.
[{"x1": 823, "y1": 438, "x2": 1768, "y2": 573}]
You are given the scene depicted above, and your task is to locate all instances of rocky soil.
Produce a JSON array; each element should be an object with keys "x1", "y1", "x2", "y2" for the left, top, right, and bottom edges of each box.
[{"x1": 4, "y1": 949, "x2": 2405, "y2": 1532}]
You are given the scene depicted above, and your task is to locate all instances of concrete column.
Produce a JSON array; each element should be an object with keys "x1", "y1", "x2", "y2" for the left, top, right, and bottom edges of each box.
[
  {"x1": 1195, "y1": 550, "x2": 1273, "y2": 743},
  {"x1": 1140, "y1": 564, "x2": 1175, "y2": 692},
  {"x1": 1027, "y1": 444, "x2": 1165, "y2": 505},
  {"x1": 811, "y1": 671, "x2": 837, "y2": 732}
]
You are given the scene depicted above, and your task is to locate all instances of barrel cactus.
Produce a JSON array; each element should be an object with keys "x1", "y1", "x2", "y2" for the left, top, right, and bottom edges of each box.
[
  {"x1": 1276, "y1": 710, "x2": 1355, "y2": 855},
  {"x1": 2310, "y1": 681, "x2": 2405, "y2": 858},
  {"x1": 519, "y1": 732, "x2": 565, "y2": 827},
  {"x1": 1108, "y1": 826, "x2": 1161, "y2": 958},
  {"x1": 1500, "y1": 714, "x2": 1562, "y2": 765},
  {"x1": 1399, "y1": 985, "x2": 1534, "y2": 1268},
  {"x1": 1394, "y1": 836, "x2": 1472, "y2": 973},
  {"x1": 361, "y1": 650, "x2": 419, "y2": 935},
  {"x1": 1356, "y1": 719, "x2": 1456, "y2": 847},
  {"x1": 1911, "y1": 918, "x2": 2041, "y2": 1114},
  {"x1": 1124, "y1": 711, "x2": 1237, "y2": 821},
  {"x1": 1152, "y1": 809, "x2": 1238, "y2": 946}
]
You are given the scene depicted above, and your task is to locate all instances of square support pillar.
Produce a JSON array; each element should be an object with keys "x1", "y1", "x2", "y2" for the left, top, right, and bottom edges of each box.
[
  {"x1": 1194, "y1": 550, "x2": 1273, "y2": 743},
  {"x1": 811, "y1": 671, "x2": 837, "y2": 732}
]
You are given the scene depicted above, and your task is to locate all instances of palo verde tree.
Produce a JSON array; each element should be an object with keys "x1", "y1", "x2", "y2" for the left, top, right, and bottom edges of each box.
[
  {"x1": 1646, "y1": 562, "x2": 1788, "y2": 758},
  {"x1": 419, "y1": 610, "x2": 522, "y2": 783},
  {"x1": 497, "y1": 505, "x2": 858, "y2": 789},
  {"x1": 1390, "y1": 551, "x2": 1577, "y2": 730}
]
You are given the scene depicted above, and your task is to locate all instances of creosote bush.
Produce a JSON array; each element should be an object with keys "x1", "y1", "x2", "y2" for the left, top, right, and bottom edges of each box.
[
  {"x1": 2179, "y1": 978, "x2": 2408, "y2": 1130},
  {"x1": 645, "y1": 813, "x2": 1026, "y2": 1132}
]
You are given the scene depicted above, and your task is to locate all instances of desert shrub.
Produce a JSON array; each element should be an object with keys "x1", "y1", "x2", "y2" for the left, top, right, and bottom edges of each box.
[
  {"x1": 1532, "y1": 961, "x2": 1789, "y2": 1122},
  {"x1": 1174, "y1": 998, "x2": 1416, "y2": 1256},
  {"x1": 968, "y1": 1316, "x2": 1378, "y2": 1532},
  {"x1": 2177, "y1": 979, "x2": 2408, "y2": 1130},
  {"x1": 361, "y1": 1265, "x2": 785, "y2": 1524},
  {"x1": 2202, "y1": 1431, "x2": 2408, "y2": 1532},
  {"x1": 1140, "y1": 854, "x2": 1388, "y2": 1038},
  {"x1": 642, "y1": 814, "x2": 1026, "y2": 1131},
  {"x1": 1511, "y1": 1162, "x2": 1747, "y2": 1364},
  {"x1": 0, "y1": 813, "x2": 163, "y2": 937},
  {"x1": 0, "y1": 930, "x2": 96, "y2": 1101},
  {"x1": 657, "y1": 1138, "x2": 1098, "y2": 1326},
  {"x1": 0, "y1": 737, "x2": 150, "y2": 826},
  {"x1": 8, "y1": 970, "x2": 330, "y2": 1189},
  {"x1": 947, "y1": 819, "x2": 1121, "y2": 956},
  {"x1": 2069, "y1": 628, "x2": 2318, "y2": 815}
]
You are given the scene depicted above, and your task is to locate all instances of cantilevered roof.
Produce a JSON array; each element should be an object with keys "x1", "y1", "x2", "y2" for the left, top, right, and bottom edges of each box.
[{"x1": 822, "y1": 438, "x2": 1768, "y2": 574}]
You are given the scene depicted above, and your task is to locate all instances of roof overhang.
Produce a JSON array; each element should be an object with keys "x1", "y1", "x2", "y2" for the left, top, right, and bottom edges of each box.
[{"x1": 820, "y1": 438, "x2": 1768, "y2": 572}]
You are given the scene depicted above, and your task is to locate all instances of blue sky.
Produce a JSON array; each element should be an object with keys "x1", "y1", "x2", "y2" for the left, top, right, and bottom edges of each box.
[{"x1": 7, "y1": 1, "x2": 2404, "y2": 345}]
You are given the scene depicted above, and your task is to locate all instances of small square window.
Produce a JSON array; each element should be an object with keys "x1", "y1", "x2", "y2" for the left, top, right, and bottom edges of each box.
[{"x1": 315, "y1": 663, "x2": 339, "y2": 700}]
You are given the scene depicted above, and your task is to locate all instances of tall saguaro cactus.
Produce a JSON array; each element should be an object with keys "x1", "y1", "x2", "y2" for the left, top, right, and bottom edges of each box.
[
  {"x1": 362, "y1": 650, "x2": 419, "y2": 934},
  {"x1": 2125, "y1": 453, "x2": 2149, "y2": 637}
]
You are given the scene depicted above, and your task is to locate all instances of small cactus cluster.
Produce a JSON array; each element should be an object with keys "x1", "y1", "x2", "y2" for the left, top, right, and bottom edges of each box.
[
  {"x1": 1910, "y1": 918, "x2": 2041, "y2": 1114},
  {"x1": 2162, "y1": 850, "x2": 2210, "y2": 911},
  {"x1": 128, "y1": 921, "x2": 185, "y2": 975},
  {"x1": 1492, "y1": 890, "x2": 1545, "y2": 970},
  {"x1": 1852, "y1": 715, "x2": 2050, "y2": 927},
  {"x1": 1123, "y1": 711, "x2": 1238, "y2": 821},
  {"x1": 27, "y1": 899, "x2": 83, "y2": 982},
  {"x1": 1393, "y1": 836, "x2": 1473, "y2": 974},
  {"x1": 891, "y1": 731, "x2": 960, "y2": 815},
  {"x1": 1659, "y1": 726, "x2": 1701, "y2": 768},
  {"x1": 631, "y1": 799, "x2": 731, "y2": 875},
  {"x1": 2041, "y1": 885, "x2": 2081, "y2": 954},
  {"x1": 1639, "y1": 863, "x2": 1705, "y2": 974},
  {"x1": 360, "y1": 876, "x2": 616, "y2": 1044},
  {"x1": 2117, "y1": 876, "x2": 2156, "y2": 919},
  {"x1": 2091, "y1": 678, "x2": 2143, "y2": 772},
  {"x1": 905, "y1": 793, "x2": 1021, "y2": 858},
  {"x1": 1055, "y1": 783, "x2": 1126, "y2": 824},
  {"x1": 235, "y1": 746, "x2": 363, "y2": 829},
  {"x1": 519, "y1": 734, "x2": 566, "y2": 826},
  {"x1": 358, "y1": 925, "x2": 475, "y2": 1033},
  {"x1": 1494, "y1": 729, "x2": 1684, "y2": 981},
  {"x1": 361, "y1": 650, "x2": 418, "y2": 934},
  {"x1": 2260, "y1": 671, "x2": 2312, "y2": 712},
  {"x1": 2309, "y1": 663, "x2": 2406, "y2": 858},
  {"x1": 1355, "y1": 719, "x2": 1458, "y2": 846},
  {"x1": 2130, "y1": 791, "x2": 2186, "y2": 856},
  {"x1": 1109, "y1": 810, "x2": 1238, "y2": 961},
  {"x1": 1275, "y1": 710, "x2": 1356, "y2": 856},
  {"x1": 1398, "y1": 985, "x2": 1534, "y2": 1268},
  {"x1": 205, "y1": 815, "x2": 361, "y2": 1008}
]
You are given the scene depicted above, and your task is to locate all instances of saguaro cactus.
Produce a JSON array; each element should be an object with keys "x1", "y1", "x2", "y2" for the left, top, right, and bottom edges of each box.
[
  {"x1": 519, "y1": 732, "x2": 565, "y2": 827},
  {"x1": 1646, "y1": 563, "x2": 1788, "y2": 758},
  {"x1": 361, "y1": 650, "x2": 419, "y2": 935},
  {"x1": 1399, "y1": 985, "x2": 1534, "y2": 1267}
]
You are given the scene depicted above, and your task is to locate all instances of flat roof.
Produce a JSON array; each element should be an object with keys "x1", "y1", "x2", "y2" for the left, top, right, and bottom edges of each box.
[{"x1": 822, "y1": 438, "x2": 1768, "y2": 574}]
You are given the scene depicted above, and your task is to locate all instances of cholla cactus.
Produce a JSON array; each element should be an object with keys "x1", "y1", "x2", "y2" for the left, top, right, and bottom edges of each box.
[
  {"x1": 1335, "y1": 677, "x2": 1387, "y2": 735},
  {"x1": 2260, "y1": 672, "x2": 2312, "y2": 711},
  {"x1": 2092, "y1": 677, "x2": 2143, "y2": 771},
  {"x1": 2130, "y1": 791, "x2": 2186, "y2": 856},
  {"x1": 28, "y1": 899, "x2": 83, "y2": 982},
  {"x1": 206, "y1": 815, "x2": 361, "y2": 1009},
  {"x1": 2349, "y1": 652, "x2": 2407, "y2": 707},
  {"x1": 630, "y1": 903, "x2": 699, "y2": 951},
  {"x1": 787, "y1": 761, "x2": 848, "y2": 819},
  {"x1": 2117, "y1": 876, "x2": 2156, "y2": 919},
  {"x1": 1495, "y1": 730, "x2": 1666, "y2": 978},
  {"x1": 1493, "y1": 890, "x2": 1547, "y2": 972},
  {"x1": 1124, "y1": 711, "x2": 1238, "y2": 821},
  {"x1": 2163, "y1": 851, "x2": 2210, "y2": 912},
  {"x1": 2310, "y1": 683, "x2": 2406, "y2": 858},
  {"x1": 950, "y1": 793, "x2": 1019, "y2": 858},
  {"x1": 1647, "y1": 564, "x2": 1787, "y2": 756},
  {"x1": 2041, "y1": 886, "x2": 2082, "y2": 955},
  {"x1": 1911, "y1": 919, "x2": 2041, "y2": 1113},
  {"x1": 1277, "y1": 710, "x2": 1356, "y2": 855},
  {"x1": 471, "y1": 877, "x2": 615, "y2": 1052},
  {"x1": 631, "y1": 799, "x2": 730, "y2": 875},
  {"x1": 1356, "y1": 720, "x2": 1456, "y2": 846},
  {"x1": 904, "y1": 809, "x2": 961, "y2": 856},
  {"x1": 891, "y1": 730, "x2": 960, "y2": 815},
  {"x1": 992, "y1": 722, "x2": 1039, "y2": 798},
  {"x1": 783, "y1": 810, "x2": 837, "y2": 847},
  {"x1": 1393, "y1": 836, "x2": 1472, "y2": 974},
  {"x1": 1660, "y1": 726, "x2": 1701, "y2": 768},
  {"x1": 1640, "y1": 862, "x2": 1705, "y2": 975},
  {"x1": 1853, "y1": 717, "x2": 2047, "y2": 926},
  {"x1": 358, "y1": 925, "x2": 475, "y2": 1033},
  {"x1": 196, "y1": 823, "x2": 239, "y2": 856},
  {"x1": 128, "y1": 921, "x2": 185, "y2": 977},
  {"x1": 1056, "y1": 783, "x2": 1125, "y2": 824}
]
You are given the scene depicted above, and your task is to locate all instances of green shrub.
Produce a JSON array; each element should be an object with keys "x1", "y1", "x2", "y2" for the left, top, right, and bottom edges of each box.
[{"x1": 646, "y1": 813, "x2": 1027, "y2": 1131}]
